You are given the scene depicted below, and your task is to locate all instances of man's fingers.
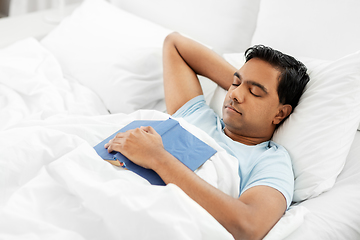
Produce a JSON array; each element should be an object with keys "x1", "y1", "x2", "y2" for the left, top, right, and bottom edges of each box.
[
  {"x1": 107, "y1": 142, "x2": 122, "y2": 153},
  {"x1": 105, "y1": 136, "x2": 122, "y2": 152},
  {"x1": 146, "y1": 126, "x2": 157, "y2": 135},
  {"x1": 140, "y1": 126, "x2": 158, "y2": 135},
  {"x1": 116, "y1": 132, "x2": 126, "y2": 138},
  {"x1": 104, "y1": 139, "x2": 112, "y2": 148},
  {"x1": 105, "y1": 126, "x2": 160, "y2": 154}
]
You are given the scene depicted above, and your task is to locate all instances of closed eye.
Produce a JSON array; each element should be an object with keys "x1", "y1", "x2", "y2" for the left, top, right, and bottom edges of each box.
[
  {"x1": 250, "y1": 90, "x2": 261, "y2": 97},
  {"x1": 232, "y1": 72, "x2": 241, "y2": 87},
  {"x1": 233, "y1": 71, "x2": 268, "y2": 96}
]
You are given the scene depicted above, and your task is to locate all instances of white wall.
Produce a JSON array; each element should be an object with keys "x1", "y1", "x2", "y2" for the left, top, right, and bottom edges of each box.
[{"x1": 9, "y1": 0, "x2": 82, "y2": 16}]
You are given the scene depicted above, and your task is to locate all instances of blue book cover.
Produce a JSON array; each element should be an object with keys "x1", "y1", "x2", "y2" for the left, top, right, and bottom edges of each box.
[{"x1": 94, "y1": 118, "x2": 217, "y2": 185}]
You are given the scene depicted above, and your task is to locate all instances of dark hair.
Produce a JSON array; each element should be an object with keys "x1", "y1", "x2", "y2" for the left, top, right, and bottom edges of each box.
[{"x1": 244, "y1": 45, "x2": 310, "y2": 126}]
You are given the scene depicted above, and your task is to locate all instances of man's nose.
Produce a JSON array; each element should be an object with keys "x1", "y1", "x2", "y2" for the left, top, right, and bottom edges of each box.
[{"x1": 229, "y1": 86, "x2": 245, "y2": 103}]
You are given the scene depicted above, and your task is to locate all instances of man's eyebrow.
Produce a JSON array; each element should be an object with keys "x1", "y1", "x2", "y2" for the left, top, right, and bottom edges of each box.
[{"x1": 233, "y1": 72, "x2": 268, "y2": 94}]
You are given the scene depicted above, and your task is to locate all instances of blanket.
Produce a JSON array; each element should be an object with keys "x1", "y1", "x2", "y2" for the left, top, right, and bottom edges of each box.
[
  {"x1": 0, "y1": 110, "x2": 242, "y2": 240},
  {"x1": 0, "y1": 38, "x2": 239, "y2": 240},
  {"x1": 0, "y1": 38, "x2": 308, "y2": 240}
]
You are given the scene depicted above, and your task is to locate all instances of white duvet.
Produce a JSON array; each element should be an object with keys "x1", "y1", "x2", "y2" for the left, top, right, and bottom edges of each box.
[
  {"x1": 0, "y1": 38, "x2": 239, "y2": 240},
  {"x1": 0, "y1": 38, "x2": 306, "y2": 240},
  {"x1": 0, "y1": 111, "x2": 241, "y2": 240}
]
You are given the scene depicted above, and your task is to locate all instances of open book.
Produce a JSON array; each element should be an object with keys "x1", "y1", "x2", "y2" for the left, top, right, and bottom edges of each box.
[{"x1": 94, "y1": 118, "x2": 217, "y2": 185}]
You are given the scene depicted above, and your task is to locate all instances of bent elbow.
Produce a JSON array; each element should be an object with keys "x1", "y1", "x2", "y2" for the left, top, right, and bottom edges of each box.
[
  {"x1": 231, "y1": 218, "x2": 270, "y2": 240},
  {"x1": 163, "y1": 31, "x2": 179, "y2": 46}
]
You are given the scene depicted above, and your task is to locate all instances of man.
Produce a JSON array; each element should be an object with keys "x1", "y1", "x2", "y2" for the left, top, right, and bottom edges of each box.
[{"x1": 105, "y1": 32, "x2": 309, "y2": 240}]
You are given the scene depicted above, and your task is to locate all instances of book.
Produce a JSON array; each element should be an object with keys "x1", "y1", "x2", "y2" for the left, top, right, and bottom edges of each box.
[{"x1": 94, "y1": 118, "x2": 217, "y2": 185}]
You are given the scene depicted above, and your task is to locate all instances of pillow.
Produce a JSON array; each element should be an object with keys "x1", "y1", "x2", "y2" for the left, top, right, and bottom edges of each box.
[
  {"x1": 41, "y1": 0, "x2": 172, "y2": 114},
  {"x1": 251, "y1": 0, "x2": 360, "y2": 61},
  {"x1": 214, "y1": 51, "x2": 360, "y2": 202},
  {"x1": 109, "y1": 0, "x2": 261, "y2": 55}
]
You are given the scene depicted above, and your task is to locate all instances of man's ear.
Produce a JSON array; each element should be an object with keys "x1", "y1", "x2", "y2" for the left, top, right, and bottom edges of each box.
[{"x1": 273, "y1": 104, "x2": 292, "y2": 125}]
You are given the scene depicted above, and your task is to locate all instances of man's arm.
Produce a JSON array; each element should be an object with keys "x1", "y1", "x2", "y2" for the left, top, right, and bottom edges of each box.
[
  {"x1": 163, "y1": 32, "x2": 237, "y2": 114},
  {"x1": 105, "y1": 33, "x2": 287, "y2": 239},
  {"x1": 105, "y1": 126, "x2": 287, "y2": 240}
]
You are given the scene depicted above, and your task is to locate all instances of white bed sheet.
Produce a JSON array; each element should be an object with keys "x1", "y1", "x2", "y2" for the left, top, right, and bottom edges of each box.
[
  {"x1": 2, "y1": 36, "x2": 359, "y2": 240},
  {"x1": 0, "y1": 38, "x2": 109, "y2": 131},
  {"x1": 0, "y1": 38, "x2": 240, "y2": 239},
  {"x1": 0, "y1": 110, "x2": 241, "y2": 240}
]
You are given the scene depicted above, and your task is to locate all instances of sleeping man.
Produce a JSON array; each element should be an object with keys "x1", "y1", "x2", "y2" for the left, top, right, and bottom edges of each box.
[{"x1": 105, "y1": 32, "x2": 309, "y2": 240}]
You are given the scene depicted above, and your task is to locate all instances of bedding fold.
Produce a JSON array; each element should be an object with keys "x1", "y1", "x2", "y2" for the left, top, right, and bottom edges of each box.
[
  {"x1": 0, "y1": 35, "x2": 310, "y2": 240},
  {"x1": 0, "y1": 111, "x2": 238, "y2": 240}
]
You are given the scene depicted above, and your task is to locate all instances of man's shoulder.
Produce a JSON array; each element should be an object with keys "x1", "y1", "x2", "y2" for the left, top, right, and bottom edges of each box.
[
  {"x1": 268, "y1": 141, "x2": 290, "y2": 155},
  {"x1": 255, "y1": 140, "x2": 292, "y2": 166},
  {"x1": 172, "y1": 95, "x2": 208, "y2": 118},
  {"x1": 172, "y1": 95, "x2": 220, "y2": 124},
  {"x1": 172, "y1": 95, "x2": 223, "y2": 140}
]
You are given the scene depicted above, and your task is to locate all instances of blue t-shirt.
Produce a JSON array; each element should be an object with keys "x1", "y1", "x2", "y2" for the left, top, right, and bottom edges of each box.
[{"x1": 172, "y1": 95, "x2": 294, "y2": 208}]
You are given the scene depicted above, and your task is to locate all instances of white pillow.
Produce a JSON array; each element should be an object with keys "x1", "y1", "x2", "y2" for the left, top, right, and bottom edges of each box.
[
  {"x1": 109, "y1": 0, "x2": 261, "y2": 55},
  {"x1": 215, "y1": 51, "x2": 360, "y2": 202},
  {"x1": 251, "y1": 0, "x2": 360, "y2": 61},
  {"x1": 41, "y1": 0, "x2": 172, "y2": 114}
]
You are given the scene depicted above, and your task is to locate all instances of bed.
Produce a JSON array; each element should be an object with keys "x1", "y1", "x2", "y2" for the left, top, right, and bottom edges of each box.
[{"x1": 1, "y1": 0, "x2": 360, "y2": 239}]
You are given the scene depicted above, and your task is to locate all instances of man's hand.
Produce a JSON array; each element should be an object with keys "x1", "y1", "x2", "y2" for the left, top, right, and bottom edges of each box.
[
  {"x1": 105, "y1": 125, "x2": 286, "y2": 240},
  {"x1": 102, "y1": 32, "x2": 288, "y2": 239},
  {"x1": 104, "y1": 126, "x2": 166, "y2": 169}
]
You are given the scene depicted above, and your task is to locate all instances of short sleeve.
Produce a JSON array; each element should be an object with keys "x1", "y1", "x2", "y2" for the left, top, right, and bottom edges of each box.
[
  {"x1": 172, "y1": 95, "x2": 207, "y2": 118},
  {"x1": 242, "y1": 144, "x2": 294, "y2": 209},
  {"x1": 172, "y1": 95, "x2": 220, "y2": 134}
]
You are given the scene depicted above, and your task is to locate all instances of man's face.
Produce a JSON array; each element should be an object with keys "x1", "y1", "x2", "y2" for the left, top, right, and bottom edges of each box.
[{"x1": 222, "y1": 58, "x2": 283, "y2": 141}]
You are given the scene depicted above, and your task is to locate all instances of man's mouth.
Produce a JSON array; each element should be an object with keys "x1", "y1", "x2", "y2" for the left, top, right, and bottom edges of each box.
[{"x1": 225, "y1": 105, "x2": 242, "y2": 115}]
